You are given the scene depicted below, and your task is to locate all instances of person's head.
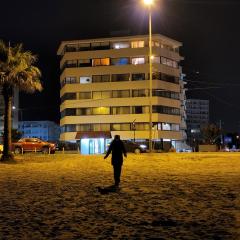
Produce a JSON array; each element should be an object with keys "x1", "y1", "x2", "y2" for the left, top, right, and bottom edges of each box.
[{"x1": 114, "y1": 135, "x2": 120, "y2": 140}]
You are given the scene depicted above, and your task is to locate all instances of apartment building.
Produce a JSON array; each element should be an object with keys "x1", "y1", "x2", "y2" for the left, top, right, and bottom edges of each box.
[
  {"x1": 186, "y1": 99, "x2": 209, "y2": 143},
  {"x1": 57, "y1": 34, "x2": 184, "y2": 154}
]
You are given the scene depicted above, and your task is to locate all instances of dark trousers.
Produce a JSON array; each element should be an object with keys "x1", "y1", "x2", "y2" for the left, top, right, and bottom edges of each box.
[{"x1": 113, "y1": 164, "x2": 122, "y2": 186}]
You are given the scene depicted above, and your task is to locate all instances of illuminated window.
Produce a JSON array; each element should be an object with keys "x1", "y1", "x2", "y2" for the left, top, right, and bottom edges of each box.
[
  {"x1": 151, "y1": 56, "x2": 160, "y2": 64},
  {"x1": 161, "y1": 57, "x2": 178, "y2": 69},
  {"x1": 112, "y1": 42, "x2": 130, "y2": 49},
  {"x1": 152, "y1": 41, "x2": 160, "y2": 47},
  {"x1": 92, "y1": 107, "x2": 110, "y2": 115},
  {"x1": 132, "y1": 57, "x2": 145, "y2": 65},
  {"x1": 92, "y1": 58, "x2": 110, "y2": 67},
  {"x1": 111, "y1": 58, "x2": 129, "y2": 65},
  {"x1": 162, "y1": 123, "x2": 171, "y2": 131},
  {"x1": 131, "y1": 41, "x2": 145, "y2": 48}
]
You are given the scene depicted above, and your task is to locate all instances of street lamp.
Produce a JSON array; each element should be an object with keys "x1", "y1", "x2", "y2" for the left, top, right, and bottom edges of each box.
[{"x1": 143, "y1": 0, "x2": 154, "y2": 152}]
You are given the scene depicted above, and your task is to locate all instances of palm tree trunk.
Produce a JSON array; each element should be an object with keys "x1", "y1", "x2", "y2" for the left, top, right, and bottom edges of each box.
[{"x1": 1, "y1": 85, "x2": 14, "y2": 161}]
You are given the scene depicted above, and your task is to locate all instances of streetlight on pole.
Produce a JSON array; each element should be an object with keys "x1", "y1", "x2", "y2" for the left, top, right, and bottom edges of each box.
[{"x1": 143, "y1": 0, "x2": 154, "y2": 152}]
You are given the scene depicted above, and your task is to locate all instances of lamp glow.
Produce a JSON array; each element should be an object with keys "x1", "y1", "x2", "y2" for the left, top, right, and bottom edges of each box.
[{"x1": 143, "y1": 0, "x2": 154, "y2": 6}]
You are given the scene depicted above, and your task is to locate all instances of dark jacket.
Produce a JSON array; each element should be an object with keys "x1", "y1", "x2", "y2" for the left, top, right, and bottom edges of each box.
[{"x1": 104, "y1": 139, "x2": 127, "y2": 165}]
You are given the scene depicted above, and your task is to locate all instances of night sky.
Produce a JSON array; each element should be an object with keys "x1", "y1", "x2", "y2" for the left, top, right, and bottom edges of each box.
[{"x1": 1, "y1": 0, "x2": 240, "y2": 131}]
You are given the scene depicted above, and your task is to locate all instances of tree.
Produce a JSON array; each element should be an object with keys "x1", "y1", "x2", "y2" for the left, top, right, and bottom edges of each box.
[
  {"x1": 0, "y1": 40, "x2": 42, "y2": 161},
  {"x1": 201, "y1": 124, "x2": 221, "y2": 144},
  {"x1": 0, "y1": 128, "x2": 22, "y2": 142}
]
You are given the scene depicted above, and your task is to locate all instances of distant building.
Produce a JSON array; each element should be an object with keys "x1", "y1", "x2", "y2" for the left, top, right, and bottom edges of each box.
[
  {"x1": 57, "y1": 34, "x2": 185, "y2": 154},
  {"x1": 18, "y1": 121, "x2": 60, "y2": 142},
  {"x1": 0, "y1": 87, "x2": 19, "y2": 142},
  {"x1": 186, "y1": 99, "x2": 209, "y2": 143}
]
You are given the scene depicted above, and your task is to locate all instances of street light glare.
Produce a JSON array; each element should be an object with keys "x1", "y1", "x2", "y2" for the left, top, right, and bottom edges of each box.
[{"x1": 143, "y1": 0, "x2": 154, "y2": 6}]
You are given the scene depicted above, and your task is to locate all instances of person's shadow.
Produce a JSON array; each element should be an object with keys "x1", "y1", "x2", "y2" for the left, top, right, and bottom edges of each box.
[{"x1": 97, "y1": 185, "x2": 120, "y2": 195}]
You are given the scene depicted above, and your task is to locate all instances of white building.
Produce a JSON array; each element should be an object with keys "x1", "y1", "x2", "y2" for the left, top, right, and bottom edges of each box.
[
  {"x1": 57, "y1": 34, "x2": 185, "y2": 154},
  {"x1": 186, "y1": 99, "x2": 209, "y2": 143}
]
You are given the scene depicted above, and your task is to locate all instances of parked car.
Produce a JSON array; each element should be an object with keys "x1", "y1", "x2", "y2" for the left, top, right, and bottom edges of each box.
[
  {"x1": 123, "y1": 140, "x2": 147, "y2": 154},
  {"x1": 12, "y1": 138, "x2": 56, "y2": 154},
  {"x1": 0, "y1": 144, "x2": 3, "y2": 154}
]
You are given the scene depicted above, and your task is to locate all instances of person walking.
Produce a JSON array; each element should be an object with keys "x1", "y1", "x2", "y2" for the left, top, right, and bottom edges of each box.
[{"x1": 104, "y1": 135, "x2": 127, "y2": 187}]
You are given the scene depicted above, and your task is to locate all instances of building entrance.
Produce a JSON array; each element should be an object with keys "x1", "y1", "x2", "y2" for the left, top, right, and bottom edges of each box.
[{"x1": 81, "y1": 138, "x2": 105, "y2": 155}]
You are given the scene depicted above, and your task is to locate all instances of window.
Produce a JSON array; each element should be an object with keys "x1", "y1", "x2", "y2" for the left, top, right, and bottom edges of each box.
[
  {"x1": 92, "y1": 107, "x2": 110, "y2": 115},
  {"x1": 151, "y1": 56, "x2": 160, "y2": 64},
  {"x1": 79, "y1": 59, "x2": 91, "y2": 67},
  {"x1": 132, "y1": 89, "x2": 148, "y2": 97},
  {"x1": 111, "y1": 123, "x2": 130, "y2": 131},
  {"x1": 135, "y1": 123, "x2": 149, "y2": 130},
  {"x1": 79, "y1": 43, "x2": 91, "y2": 51},
  {"x1": 112, "y1": 90, "x2": 130, "y2": 98},
  {"x1": 61, "y1": 108, "x2": 76, "y2": 117},
  {"x1": 92, "y1": 58, "x2": 110, "y2": 67},
  {"x1": 132, "y1": 57, "x2": 145, "y2": 65},
  {"x1": 161, "y1": 57, "x2": 178, "y2": 69},
  {"x1": 111, "y1": 58, "x2": 129, "y2": 65},
  {"x1": 112, "y1": 42, "x2": 130, "y2": 49},
  {"x1": 92, "y1": 91, "x2": 111, "y2": 99},
  {"x1": 61, "y1": 93, "x2": 76, "y2": 103},
  {"x1": 133, "y1": 106, "x2": 149, "y2": 114},
  {"x1": 91, "y1": 42, "x2": 110, "y2": 50},
  {"x1": 132, "y1": 73, "x2": 145, "y2": 81},
  {"x1": 77, "y1": 124, "x2": 92, "y2": 131},
  {"x1": 77, "y1": 108, "x2": 91, "y2": 116},
  {"x1": 152, "y1": 106, "x2": 180, "y2": 115},
  {"x1": 152, "y1": 90, "x2": 179, "y2": 99},
  {"x1": 172, "y1": 124, "x2": 180, "y2": 131},
  {"x1": 79, "y1": 92, "x2": 91, "y2": 99},
  {"x1": 132, "y1": 89, "x2": 149, "y2": 97},
  {"x1": 92, "y1": 75, "x2": 110, "y2": 83},
  {"x1": 131, "y1": 41, "x2": 145, "y2": 48},
  {"x1": 62, "y1": 77, "x2": 77, "y2": 87},
  {"x1": 112, "y1": 74, "x2": 130, "y2": 82},
  {"x1": 63, "y1": 124, "x2": 76, "y2": 132},
  {"x1": 66, "y1": 60, "x2": 77, "y2": 68},
  {"x1": 65, "y1": 44, "x2": 78, "y2": 52},
  {"x1": 162, "y1": 123, "x2": 171, "y2": 131},
  {"x1": 112, "y1": 107, "x2": 130, "y2": 115},
  {"x1": 80, "y1": 76, "x2": 92, "y2": 84},
  {"x1": 152, "y1": 41, "x2": 160, "y2": 47}
]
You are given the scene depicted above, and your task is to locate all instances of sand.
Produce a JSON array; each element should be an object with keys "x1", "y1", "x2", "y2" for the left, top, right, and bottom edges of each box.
[{"x1": 0, "y1": 152, "x2": 239, "y2": 239}]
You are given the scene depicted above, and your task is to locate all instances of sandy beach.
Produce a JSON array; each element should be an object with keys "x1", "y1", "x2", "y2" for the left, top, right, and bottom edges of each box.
[{"x1": 0, "y1": 152, "x2": 239, "y2": 239}]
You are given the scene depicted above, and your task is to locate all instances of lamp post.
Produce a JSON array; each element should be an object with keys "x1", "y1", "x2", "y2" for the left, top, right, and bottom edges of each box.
[{"x1": 143, "y1": 0, "x2": 154, "y2": 152}]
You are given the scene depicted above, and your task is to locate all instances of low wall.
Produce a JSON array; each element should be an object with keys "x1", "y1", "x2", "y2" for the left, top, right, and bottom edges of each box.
[{"x1": 199, "y1": 144, "x2": 218, "y2": 152}]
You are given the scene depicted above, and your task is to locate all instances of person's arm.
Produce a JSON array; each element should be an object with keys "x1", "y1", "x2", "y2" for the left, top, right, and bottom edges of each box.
[
  {"x1": 104, "y1": 142, "x2": 112, "y2": 159},
  {"x1": 122, "y1": 141, "x2": 127, "y2": 158}
]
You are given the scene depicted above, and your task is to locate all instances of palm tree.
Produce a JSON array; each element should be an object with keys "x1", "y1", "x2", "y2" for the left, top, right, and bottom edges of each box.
[{"x1": 0, "y1": 40, "x2": 42, "y2": 161}]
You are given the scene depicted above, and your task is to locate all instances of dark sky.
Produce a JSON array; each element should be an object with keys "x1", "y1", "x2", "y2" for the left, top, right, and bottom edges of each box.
[{"x1": 1, "y1": 0, "x2": 240, "y2": 131}]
